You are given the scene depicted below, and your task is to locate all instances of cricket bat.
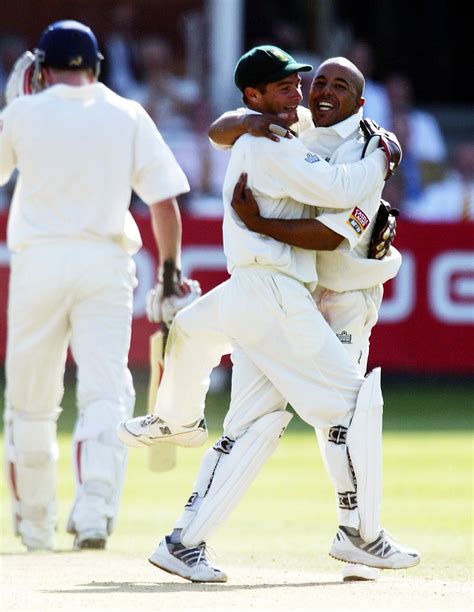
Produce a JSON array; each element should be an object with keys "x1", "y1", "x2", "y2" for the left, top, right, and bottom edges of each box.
[{"x1": 147, "y1": 259, "x2": 177, "y2": 472}]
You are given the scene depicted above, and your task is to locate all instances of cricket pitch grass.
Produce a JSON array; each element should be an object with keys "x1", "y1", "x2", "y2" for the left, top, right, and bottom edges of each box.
[{"x1": 1, "y1": 377, "x2": 472, "y2": 610}]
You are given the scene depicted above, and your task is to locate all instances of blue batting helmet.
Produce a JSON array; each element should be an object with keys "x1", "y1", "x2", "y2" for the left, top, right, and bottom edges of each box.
[{"x1": 36, "y1": 20, "x2": 103, "y2": 75}]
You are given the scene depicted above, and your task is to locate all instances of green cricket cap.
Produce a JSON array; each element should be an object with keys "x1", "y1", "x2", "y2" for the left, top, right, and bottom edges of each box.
[{"x1": 234, "y1": 45, "x2": 313, "y2": 92}]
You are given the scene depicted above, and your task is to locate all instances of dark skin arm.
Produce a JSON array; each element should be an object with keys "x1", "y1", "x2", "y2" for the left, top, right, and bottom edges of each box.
[
  {"x1": 209, "y1": 111, "x2": 294, "y2": 145},
  {"x1": 231, "y1": 174, "x2": 345, "y2": 251}
]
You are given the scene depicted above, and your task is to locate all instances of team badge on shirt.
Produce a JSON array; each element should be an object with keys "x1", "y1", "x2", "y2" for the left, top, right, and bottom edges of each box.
[
  {"x1": 337, "y1": 330, "x2": 352, "y2": 344},
  {"x1": 347, "y1": 206, "x2": 369, "y2": 235},
  {"x1": 304, "y1": 152, "x2": 320, "y2": 164}
]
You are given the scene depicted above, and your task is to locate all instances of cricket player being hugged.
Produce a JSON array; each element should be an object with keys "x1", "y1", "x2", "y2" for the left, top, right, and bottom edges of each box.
[
  {"x1": 0, "y1": 20, "x2": 199, "y2": 551},
  {"x1": 119, "y1": 46, "x2": 420, "y2": 581},
  {"x1": 212, "y1": 55, "x2": 402, "y2": 582}
]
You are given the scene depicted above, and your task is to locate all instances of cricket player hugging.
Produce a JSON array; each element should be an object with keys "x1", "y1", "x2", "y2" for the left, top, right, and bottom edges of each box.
[{"x1": 117, "y1": 47, "x2": 420, "y2": 583}]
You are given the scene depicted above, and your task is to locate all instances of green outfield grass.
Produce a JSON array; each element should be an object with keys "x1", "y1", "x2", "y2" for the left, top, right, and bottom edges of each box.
[{"x1": 1, "y1": 370, "x2": 472, "y2": 581}]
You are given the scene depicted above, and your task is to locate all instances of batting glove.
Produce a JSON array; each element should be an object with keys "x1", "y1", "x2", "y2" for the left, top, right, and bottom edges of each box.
[
  {"x1": 146, "y1": 278, "x2": 201, "y2": 326},
  {"x1": 360, "y1": 118, "x2": 403, "y2": 180},
  {"x1": 4, "y1": 51, "x2": 42, "y2": 106},
  {"x1": 368, "y1": 200, "x2": 400, "y2": 260}
]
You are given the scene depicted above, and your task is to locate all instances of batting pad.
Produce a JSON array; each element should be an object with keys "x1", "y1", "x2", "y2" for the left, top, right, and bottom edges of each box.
[
  {"x1": 4, "y1": 409, "x2": 59, "y2": 536},
  {"x1": 67, "y1": 400, "x2": 130, "y2": 535},
  {"x1": 181, "y1": 410, "x2": 293, "y2": 548},
  {"x1": 346, "y1": 367, "x2": 383, "y2": 543}
]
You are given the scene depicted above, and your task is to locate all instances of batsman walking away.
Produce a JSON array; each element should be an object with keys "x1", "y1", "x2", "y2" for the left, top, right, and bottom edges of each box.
[
  {"x1": 0, "y1": 19, "x2": 201, "y2": 552},
  {"x1": 119, "y1": 46, "x2": 420, "y2": 582}
]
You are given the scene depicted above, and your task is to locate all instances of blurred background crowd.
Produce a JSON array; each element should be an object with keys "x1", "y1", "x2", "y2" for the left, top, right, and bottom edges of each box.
[{"x1": 0, "y1": 0, "x2": 473, "y2": 223}]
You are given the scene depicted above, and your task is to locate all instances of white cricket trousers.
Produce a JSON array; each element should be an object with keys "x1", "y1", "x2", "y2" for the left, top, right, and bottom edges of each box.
[
  {"x1": 311, "y1": 284, "x2": 384, "y2": 527},
  {"x1": 158, "y1": 266, "x2": 363, "y2": 430},
  {"x1": 221, "y1": 267, "x2": 364, "y2": 429},
  {"x1": 312, "y1": 285, "x2": 383, "y2": 375},
  {"x1": 171, "y1": 267, "x2": 368, "y2": 547},
  {"x1": 155, "y1": 282, "x2": 233, "y2": 423},
  {"x1": 4, "y1": 239, "x2": 136, "y2": 539},
  {"x1": 222, "y1": 284, "x2": 384, "y2": 526}
]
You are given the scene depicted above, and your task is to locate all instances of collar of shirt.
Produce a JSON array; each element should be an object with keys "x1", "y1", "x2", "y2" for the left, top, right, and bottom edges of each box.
[
  {"x1": 300, "y1": 109, "x2": 363, "y2": 157},
  {"x1": 44, "y1": 82, "x2": 108, "y2": 99}
]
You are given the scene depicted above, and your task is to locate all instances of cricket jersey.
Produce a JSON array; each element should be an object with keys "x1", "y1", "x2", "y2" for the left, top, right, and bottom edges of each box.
[
  {"x1": 301, "y1": 110, "x2": 402, "y2": 291},
  {"x1": 0, "y1": 82, "x2": 190, "y2": 254},
  {"x1": 221, "y1": 125, "x2": 386, "y2": 289}
]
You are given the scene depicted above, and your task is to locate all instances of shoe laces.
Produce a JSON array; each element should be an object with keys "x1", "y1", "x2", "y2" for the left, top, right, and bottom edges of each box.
[
  {"x1": 173, "y1": 541, "x2": 210, "y2": 568},
  {"x1": 380, "y1": 529, "x2": 397, "y2": 544},
  {"x1": 201, "y1": 542, "x2": 218, "y2": 563},
  {"x1": 195, "y1": 543, "x2": 207, "y2": 566},
  {"x1": 183, "y1": 542, "x2": 218, "y2": 568},
  {"x1": 140, "y1": 414, "x2": 161, "y2": 427},
  {"x1": 376, "y1": 529, "x2": 399, "y2": 556},
  {"x1": 195, "y1": 542, "x2": 219, "y2": 566}
]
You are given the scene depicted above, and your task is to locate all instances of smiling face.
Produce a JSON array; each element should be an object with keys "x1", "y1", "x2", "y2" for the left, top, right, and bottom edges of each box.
[
  {"x1": 309, "y1": 58, "x2": 365, "y2": 128},
  {"x1": 243, "y1": 72, "x2": 303, "y2": 124}
]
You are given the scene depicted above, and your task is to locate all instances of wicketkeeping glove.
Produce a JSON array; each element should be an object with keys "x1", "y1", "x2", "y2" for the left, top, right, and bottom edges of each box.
[
  {"x1": 368, "y1": 199, "x2": 399, "y2": 260},
  {"x1": 146, "y1": 277, "x2": 202, "y2": 326},
  {"x1": 360, "y1": 118, "x2": 402, "y2": 180},
  {"x1": 4, "y1": 51, "x2": 42, "y2": 106}
]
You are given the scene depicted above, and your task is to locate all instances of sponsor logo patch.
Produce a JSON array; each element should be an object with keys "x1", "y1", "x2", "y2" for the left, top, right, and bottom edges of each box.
[
  {"x1": 347, "y1": 206, "x2": 370, "y2": 235},
  {"x1": 304, "y1": 152, "x2": 320, "y2": 164}
]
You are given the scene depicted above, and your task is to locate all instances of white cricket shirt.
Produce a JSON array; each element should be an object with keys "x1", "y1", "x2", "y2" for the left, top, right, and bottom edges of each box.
[
  {"x1": 222, "y1": 127, "x2": 386, "y2": 289},
  {"x1": 0, "y1": 82, "x2": 190, "y2": 253},
  {"x1": 300, "y1": 111, "x2": 402, "y2": 290}
]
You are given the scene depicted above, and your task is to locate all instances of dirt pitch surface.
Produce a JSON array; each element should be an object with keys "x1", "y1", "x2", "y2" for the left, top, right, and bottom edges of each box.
[{"x1": 1, "y1": 551, "x2": 471, "y2": 611}]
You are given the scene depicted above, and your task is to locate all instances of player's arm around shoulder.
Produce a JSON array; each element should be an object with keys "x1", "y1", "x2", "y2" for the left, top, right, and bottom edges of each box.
[
  {"x1": 208, "y1": 108, "x2": 247, "y2": 149},
  {"x1": 209, "y1": 108, "x2": 296, "y2": 148}
]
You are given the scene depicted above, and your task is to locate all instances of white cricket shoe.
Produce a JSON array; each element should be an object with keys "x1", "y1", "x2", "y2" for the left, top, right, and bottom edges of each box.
[
  {"x1": 67, "y1": 494, "x2": 109, "y2": 550},
  {"x1": 20, "y1": 524, "x2": 55, "y2": 552},
  {"x1": 117, "y1": 414, "x2": 207, "y2": 448},
  {"x1": 148, "y1": 536, "x2": 227, "y2": 583},
  {"x1": 342, "y1": 563, "x2": 380, "y2": 581},
  {"x1": 330, "y1": 526, "x2": 420, "y2": 569},
  {"x1": 73, "y1": 529, "x2": 107, "y2": 550}
]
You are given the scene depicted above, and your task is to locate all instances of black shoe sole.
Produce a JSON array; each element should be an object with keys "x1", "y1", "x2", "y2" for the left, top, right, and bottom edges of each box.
[{"x1": 78, "y1": 538, "x2": 106, "y2": 550}]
